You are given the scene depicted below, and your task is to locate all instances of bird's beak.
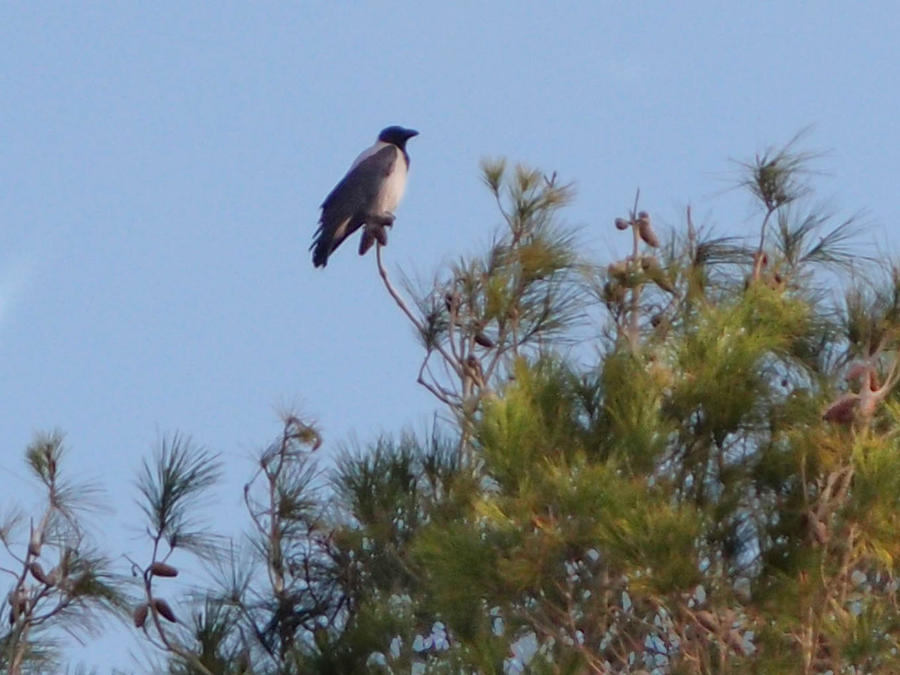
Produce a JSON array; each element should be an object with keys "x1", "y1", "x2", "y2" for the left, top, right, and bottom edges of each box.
[{"x1": 406, "y1": 129, "x2": 419, "y2": 139}]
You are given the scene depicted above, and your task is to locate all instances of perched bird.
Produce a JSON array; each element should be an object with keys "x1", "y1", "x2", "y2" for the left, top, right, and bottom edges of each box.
[{"x1": 311, "y1": 125, "x2": 419, "y2": 267}]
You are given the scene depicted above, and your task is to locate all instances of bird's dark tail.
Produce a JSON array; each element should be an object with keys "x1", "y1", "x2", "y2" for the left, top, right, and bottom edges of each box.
[
  {"x1": 312, "y1": 239, "x2": 329, "y2": 267},
  {"x1": 311, "y1": 216, "x2": 365, "y2": 268},
  {"x1": 311, "y1": 226, "x2": 330, "y2": 267}
]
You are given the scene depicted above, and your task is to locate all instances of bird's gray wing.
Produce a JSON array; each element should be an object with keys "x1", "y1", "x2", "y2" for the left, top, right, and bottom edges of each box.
[{"x1": 311, "y1": 145, "x2": 397, "y2": 267}]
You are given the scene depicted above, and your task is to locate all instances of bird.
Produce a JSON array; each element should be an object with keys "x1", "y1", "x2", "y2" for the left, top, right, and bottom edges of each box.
[{"x1": 311, "y1": 125, "x2": 419, "y2": 267}]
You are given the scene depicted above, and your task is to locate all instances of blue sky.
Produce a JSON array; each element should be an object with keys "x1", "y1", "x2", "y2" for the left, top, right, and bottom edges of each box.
[{"x1": 1, "y1": 3, "x2": 898, "y2": 671}]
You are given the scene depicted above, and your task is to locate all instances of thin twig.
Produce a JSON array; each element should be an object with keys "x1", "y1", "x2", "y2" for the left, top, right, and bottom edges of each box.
[
  {"x1": 417, "y1": 356, "x2": 457, "y2": 406},
  {"x1": 376, "y1": 244, "x2": 462, "y2": 377},
  {"x1": 753, "y1": 207, "x2": 776, "y2": 281},
  {"x1": 628, "y1": 188, "x2": 642, "y2": 349},
  {"x1": 376, "y1": 244, "x2": 424, "y2": 331}
]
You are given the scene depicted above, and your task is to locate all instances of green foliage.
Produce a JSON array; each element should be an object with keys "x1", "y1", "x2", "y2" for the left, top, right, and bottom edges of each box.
[
  {"x1": 596, "y1": 349, "x2": 669, "y2": 471},
  {"x1": 392, "y1": 160, "x2": 583, "y2": 422},
  {"x1": 137, "y1": 435, "x2": 223, "y2": 557},
  {"x1": 11, "y1": 136, "x2": 900, "y2": 674},
  {"x1": 0, "y1": 433, "x2": 125, "y2": 675}
]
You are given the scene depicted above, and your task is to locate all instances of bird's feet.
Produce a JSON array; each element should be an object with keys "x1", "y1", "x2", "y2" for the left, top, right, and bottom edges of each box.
[
  {"x1": 358, "y1": 223, "x2": 388, "y2": 255},
  {"x1": 358, "y1": 213, "x2": 395, "y2": 255}
]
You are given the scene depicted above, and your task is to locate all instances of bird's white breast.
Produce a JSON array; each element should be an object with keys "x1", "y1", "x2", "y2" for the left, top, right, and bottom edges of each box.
[{"x1": 374, "y1": 147, "x2": 408, "y2": 214}]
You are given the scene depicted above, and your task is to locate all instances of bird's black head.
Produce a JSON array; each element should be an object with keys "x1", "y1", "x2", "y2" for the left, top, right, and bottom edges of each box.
[{"x1": 378, "y1": 125, "x2": 419, "y2": 149}]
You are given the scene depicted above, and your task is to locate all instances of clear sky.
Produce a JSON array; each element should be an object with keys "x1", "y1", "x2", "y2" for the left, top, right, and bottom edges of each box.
[{"x1": 1, "y1": 3, "x2": 898, "y2": 671}]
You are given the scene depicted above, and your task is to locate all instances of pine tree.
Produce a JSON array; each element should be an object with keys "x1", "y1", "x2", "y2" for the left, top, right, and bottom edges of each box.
[{"x1": 4, "y1": 136, "x2": 899, "y2": 674}]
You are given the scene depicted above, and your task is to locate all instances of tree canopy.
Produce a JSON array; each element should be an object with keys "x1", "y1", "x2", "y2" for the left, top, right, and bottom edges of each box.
[{"x1": 4, "y1": 137, "x2": 899, "y2": 674}]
